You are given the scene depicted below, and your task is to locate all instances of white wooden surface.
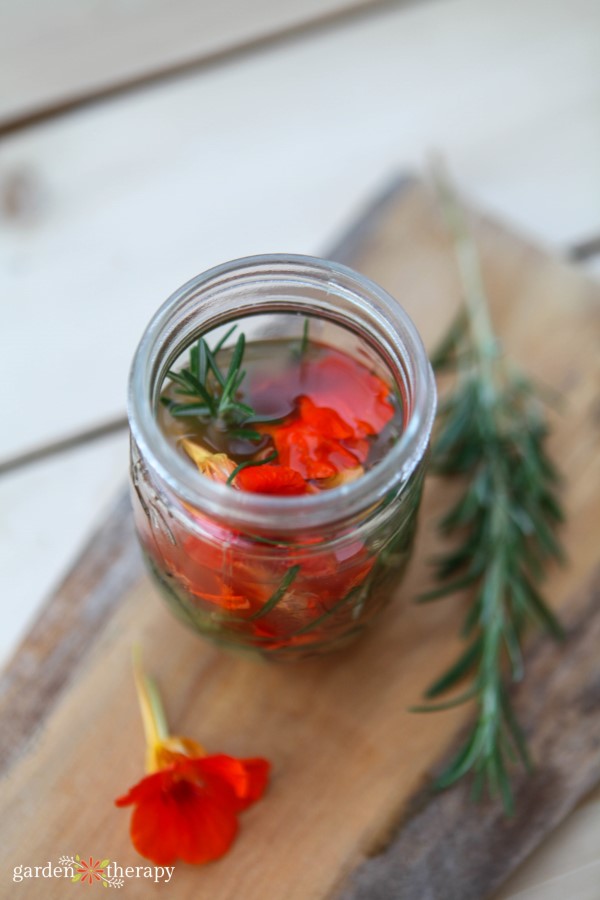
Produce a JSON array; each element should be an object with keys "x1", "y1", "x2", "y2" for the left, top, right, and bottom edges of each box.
[
  {"x1": 0, "y1": 0, "x2": 383, "y2": 126},
  {"x1": 1, "y1": 0, "x2": 599, "y2": 896}
]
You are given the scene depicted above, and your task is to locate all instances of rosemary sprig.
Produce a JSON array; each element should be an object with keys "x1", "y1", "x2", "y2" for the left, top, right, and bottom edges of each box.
[
  {"x1": 417, "y1": 169, "x2": 565, "y2": 812},
  {"x1": 164, "y1": 325, "x2": 255, "y2": 427}
]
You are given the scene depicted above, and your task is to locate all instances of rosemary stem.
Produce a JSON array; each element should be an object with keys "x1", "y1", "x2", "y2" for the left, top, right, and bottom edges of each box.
[
  {"x1": 422, "y1": 165, "x2": 564, "y2": 811},
  {"x1": 432, "y1": 164, "x2": 498, "y2": 397}
]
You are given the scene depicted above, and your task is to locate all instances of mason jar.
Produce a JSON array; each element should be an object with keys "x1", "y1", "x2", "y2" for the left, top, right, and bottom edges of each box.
[{"x1": 128, "y1": 254, "x2": 436, "y2": 660}]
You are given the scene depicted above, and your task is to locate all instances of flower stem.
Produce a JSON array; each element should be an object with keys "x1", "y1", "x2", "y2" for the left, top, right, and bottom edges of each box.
[{"x1": 132, "y1": 647, "x2": 169, "y2": 769}]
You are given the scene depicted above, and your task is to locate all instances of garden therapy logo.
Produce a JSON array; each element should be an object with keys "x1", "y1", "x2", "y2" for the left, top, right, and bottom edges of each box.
[
  {"x1": 60, "y1": 855, "x2": 122, "y2": 888},
  {"x1": 12, "y1": 856, "x2": 175, "y2": 886}
]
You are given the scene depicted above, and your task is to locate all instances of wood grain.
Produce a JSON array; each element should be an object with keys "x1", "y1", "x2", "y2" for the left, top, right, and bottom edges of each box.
[
  {"x1": 0, "y1": 0, "x2": 389, "y2": 130},
  {"x1": 0, "y1": 489, "x2": 142, "y2": 774},
  {"x1": 340, "y1": 567, "x2": 600, "y2": 900},
  {"x1": 0, "y1": 180, "x2": 598, "y2": 899}
]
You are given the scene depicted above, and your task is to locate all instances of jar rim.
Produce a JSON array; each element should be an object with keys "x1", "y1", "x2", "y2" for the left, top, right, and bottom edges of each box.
[{"x1": 128, "y1": 253, "x2": 436, "y2": 531}]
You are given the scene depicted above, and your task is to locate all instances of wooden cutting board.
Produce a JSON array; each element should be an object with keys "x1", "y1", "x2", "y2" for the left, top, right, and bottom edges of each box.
[{"x1": 1, "y1": 178, "x2": 599, "y2": 900}]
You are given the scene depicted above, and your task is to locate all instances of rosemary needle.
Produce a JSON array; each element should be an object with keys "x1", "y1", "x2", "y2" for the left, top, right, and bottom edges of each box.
[
  {"x1": 300, "y1": 318, "x2": 310, "y2": 356},
  {"x1": 226, "y1": 451, "x2": 278, "y2": 486},
  {"x1": 417, "y1": 167, "x2": 565, "y2": 813}
]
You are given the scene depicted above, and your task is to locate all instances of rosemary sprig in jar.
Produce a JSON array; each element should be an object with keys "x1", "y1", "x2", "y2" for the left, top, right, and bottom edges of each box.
[
  {"x1": 414, "y1": 169, "x2": 565, "y2": 813},
  {"x1": 162, "y1": 325, "x2": 259, "y2": 435}
]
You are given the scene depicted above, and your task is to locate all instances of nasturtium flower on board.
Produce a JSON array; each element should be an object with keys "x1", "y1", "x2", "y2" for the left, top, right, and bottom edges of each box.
[{"x1": 115, "y1": 653, "x2": 270, "y2": 865}]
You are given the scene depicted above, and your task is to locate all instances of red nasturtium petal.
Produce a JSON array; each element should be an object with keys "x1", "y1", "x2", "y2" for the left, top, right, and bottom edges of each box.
[
  {"x1": 115, "y1": 754, "x2": 270, "y2": 865},
  {"x1": 249, "y1": 347, "x2": 395, "y2": 439},
  {"x1": 195, "y1": 754, "x2": 271, "y2": 811},
  {"x1": 116, "y1": 763, "x2": 237, "y2": 865},
  {"x1": 235, "y1": 464, "x2": 307, "y2": 495},
  {"x1": 301, "y1": 353, "x2": 395, "y2": 437},
  {"x1": 269, "y1": 414, "x2": 363, "y2": 480},
  {"x1": 297, "y1": 396, "x2": 354, "y2": 439}
]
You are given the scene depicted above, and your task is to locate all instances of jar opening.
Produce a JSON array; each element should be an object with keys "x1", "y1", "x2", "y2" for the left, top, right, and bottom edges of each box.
[{"x1": 128, "y1": 254, "x2": 436, "y2": 532}]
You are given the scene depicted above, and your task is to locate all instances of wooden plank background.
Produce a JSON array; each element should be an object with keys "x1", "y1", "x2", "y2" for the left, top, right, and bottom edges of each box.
[{"x1": 0, "y1": 0, "x2": 389, "y2": 129}]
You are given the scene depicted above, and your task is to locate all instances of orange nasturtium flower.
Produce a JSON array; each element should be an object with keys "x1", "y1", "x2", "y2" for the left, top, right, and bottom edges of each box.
[{"x1": 115, "y1": 653, "x2": 270, "y2": 865}]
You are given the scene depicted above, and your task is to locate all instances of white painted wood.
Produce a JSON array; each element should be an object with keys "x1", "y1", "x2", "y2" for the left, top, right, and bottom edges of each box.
[
  {"x1": 583, "y1": 256, "x2": 600, "y2": 279},
  {"x1": 497, "y1": 784, "x2": 600, "y2": 899},
  {"x1": 504, "y1": 861, "x2": 600, "y2": 900},
  {"x1": 0, "y1": 0, "x2": 383, "y2": 126},
  {"x1": 1, "y1": 0, "x2": 599, "y2": 461},
  {"x1": 0, "y1": 432, "x2": 128, "y2": 665}
]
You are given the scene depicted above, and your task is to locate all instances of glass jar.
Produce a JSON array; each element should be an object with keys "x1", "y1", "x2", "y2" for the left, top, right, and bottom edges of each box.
[{"x1": 128, "y1": 255, "x2": 436, "y2": 660}]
